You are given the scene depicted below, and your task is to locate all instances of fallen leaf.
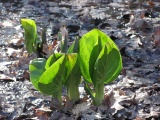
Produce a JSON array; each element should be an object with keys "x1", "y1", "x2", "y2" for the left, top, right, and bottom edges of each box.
[
  {"x1": 148, "y1": 1, "x2": 155, "y2": 8},
  {"x1": 110, "y1": 90, "x2": 132, "y2": 114},
  {"x1": 153, "y1": 26, "x2": 160, "y2": 47},
  {"x1": 0, "y1": 74, "x2": 16, "y2": 82},
  {"x1": 52, "y1": 40, "x2": 57, "y2": 49},
  {"x1": 8, "y1": 38, "x2": 24, "y2": 46},
  {"x1": 135, "y1": 116, "x2": 145, "y2": 120},
  {"x1": 7, "y1": 48, "x2": 21, "y2": 57},
  {"x1": 72, "y1": 102, "x2": 91, "y2": 116},
  {"x1": 34, "y1": 110, "x2": 49, "y2": 120}
]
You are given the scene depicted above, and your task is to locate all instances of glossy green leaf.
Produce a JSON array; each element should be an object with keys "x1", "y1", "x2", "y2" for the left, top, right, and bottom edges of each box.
[
  {"x1": 38, "y1": 53, "x2": 81, "y2": 101},
  {"x1": 38, "y1": 54, "x2": 65, "y2": 99},
  {"x1": 62, "y1": 54, "x2": 77, "y2": 84},
  {"x1": 64, "y1": 53, "x2": 81, "y2": 85},
  {"x1": 64, "y1": 53, "x2": 81, "y2": 100},
  {"x1": 79, "y1": 29, "x2": 120, "y2": 83},
  {"x1": 93, "y1": 44, "x2": 122, "y2": 85},
  {"x1": 29, "y1": 58, "x2": 46, "y2": 90},
  {"x1": 79, "y1": 29, "x2": 122, "y2": 105},
  {"x1": 67, "y1": 38, "x2": 79, "y2": 53},
  {"x1": 45, "y1": 53, "x2": 63, "y2": 69},
  {"x1": 21, "y1": 19, "x2": 37, "y2": 53},
  {"x1": 79, "y1": 30, "x2": 98, "y2": 83}
]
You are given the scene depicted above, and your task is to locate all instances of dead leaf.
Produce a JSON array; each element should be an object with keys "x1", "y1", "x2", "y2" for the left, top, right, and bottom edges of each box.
[
  {"x1": 34, "y1": 110, "x2": 49, "y2": 120},
  {"x1": 72, "y1": 102, "x2": 91, "y2": 116},
  {"x1": 118, "y1": 89, "x2": 126, "y2": 96},
  {"x1": 52, "y1": 40, "x2": 58, "y2": 48},
  {"x1": 81, "y1": 110, "x2": 106, "y2": 119},
  {"x1": 81, "y1": 95, "x2": 88, "y2": 103},
  {"x1": 23, "y1": 70, "x2": 30, "y2": 80},
  {"x1": 110, "y1": 90, "x2": 132, "y2": 114},
  {"x1": 0, "y1": 74, "x2": 15, "y2": 82},
  {"x1": 153, "y1": 26, "x2": 160, "y2": 47},
  {"x1": 8, "y1": 38, "x2": 24, "y2": 46},
  {"x1": 42, "y1": 43, "x2": 49, "y2": 55},
  {"x1": 35, "y1": 107, "x2": 52, "y2": 112},
  {"x1": 23, "y1": 51, "x2": 29, "y2": 57},
  {"x1": 2, "y1": 20, "x2": 13, "y2": 27},
  {"x1": 7, "y1": 48, "x2": 21, "y2": 58},
  {"x1": 148, "y1": 1, "x2": 155, "y2": 8},
  {"x1": 133, "y1": 19, "x2": 152, "y2": 30},
  {"x1": 103, "y1": 88, "x2": 113, "y2": 106},
  {"x1": 135, "y1": 116, "x2": 145, "y2": 120},
  {"x1": 50, "y1": 98, "x2": 61, "y2": 110}
]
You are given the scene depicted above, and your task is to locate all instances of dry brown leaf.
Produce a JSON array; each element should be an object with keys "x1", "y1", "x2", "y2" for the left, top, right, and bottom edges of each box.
[
  {"x1": 9, "y1": 38, "x2": 24, "y2": 46},
  {"x1": 148, "y1": 1, "x2": 155, "y2": 8},
  {"x1": 135, "y1": 116, "x2": 145, "y2": 120},
  {"x1": 42, "y1": 43, "x2": 49, "y2": 55},
  {"x1": 81, "y1": 95, "x2": 89, "y2": 103},
  {"x1": 23, "y1": 70, "x2": 30, "y2": 80},
  {"x1": 23, "y1": 51, "x2": 29, "y2": 57},
  {"x1": 103, "y1": 88, "x2": 113, "y2": 106},
  {"x1": 52, "y1": 40, "x2": 58, "y2": 48},
  {"x1": 153, "y1": 26, "x2": 160, "y2": 47},
  {"x1": 34, "y1": 110, "x2": 49, "y2": 120}
]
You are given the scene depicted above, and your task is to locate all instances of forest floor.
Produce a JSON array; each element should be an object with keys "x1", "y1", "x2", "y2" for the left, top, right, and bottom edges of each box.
[{"x1": 0, "y1": 0, "x2": 160, "y2": 120}]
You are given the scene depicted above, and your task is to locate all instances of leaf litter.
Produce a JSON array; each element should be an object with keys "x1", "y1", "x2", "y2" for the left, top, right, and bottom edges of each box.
[{"x1": 0, "y1": 0, "x2": 160, "y2": 119}]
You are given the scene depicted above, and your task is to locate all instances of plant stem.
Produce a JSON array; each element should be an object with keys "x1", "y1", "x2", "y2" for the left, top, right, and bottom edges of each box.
[
  {"x1": 94, "y1": 83, "x2": 104, "y2": 106},
  {"x1": 67, "y1": 81, "x2": 79, "y2": 101},
  {"x1": 51, "y1": 80, "x2": 63, "y2": 103},
  {"x1": 52, "y1": 86, "x2": 62, "y2": 103}
]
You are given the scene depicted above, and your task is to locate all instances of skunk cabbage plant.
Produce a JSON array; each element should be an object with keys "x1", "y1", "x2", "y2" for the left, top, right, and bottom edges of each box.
[
  {"x1": 68, "y1": 29, "x2": 122, "y2": 105},
  {"x1": 21, "y1": 18, "x2": 122, "y2": 106},
  {"x1": 29, "y1": 53, "x2": 81, "y2": 102},
  {"x1": 21, "y1": 19, "x2": 37, "y2": 53}
]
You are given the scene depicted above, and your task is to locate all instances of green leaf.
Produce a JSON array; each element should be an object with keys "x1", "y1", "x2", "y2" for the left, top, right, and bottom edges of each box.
[
  {"x1": 64, "y1": 53, "x2": 81, "y2": 85},
  {"x1": 89, "y1": 37, "x2": 103, "y2": 83},
  {"x1": 64, "y1": 53, "x2": 81, "y2": 100},
  {"x1": 45, "y1": 53, "x2": 64, "y2": 69},
  {"x1": 79, "y1": 29, "x2": 119, "y2": 83},
  {"x1": 61, "y1": 35, "x2": 68, "y2": 53},
  {"x1": 21, "y1": 19, "x2": 37, "y2": 53},
  {"x1": 67, "y1": 38, "x2": 79, "y2": 53},
  {"x1": 79, "y1": 30, "x2": 98, "y2": 83},
  {"x1": 78, "y1": 29, "x2": 122, "y2": 105},
  {"x1": 93, "y1": 44, "x2": 122, "y2": 84},
  {"x1": 38, "y1": 54, "x2": 65, "y2": 98},
  {"x1": 29, "y1": 58, "x2": 46, "y2": 90}
]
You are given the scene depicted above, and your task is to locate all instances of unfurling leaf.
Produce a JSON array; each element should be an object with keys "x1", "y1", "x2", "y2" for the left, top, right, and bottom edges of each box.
[{"x1": 21, "y1": 19, "x2": 37, "y2": 53}]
